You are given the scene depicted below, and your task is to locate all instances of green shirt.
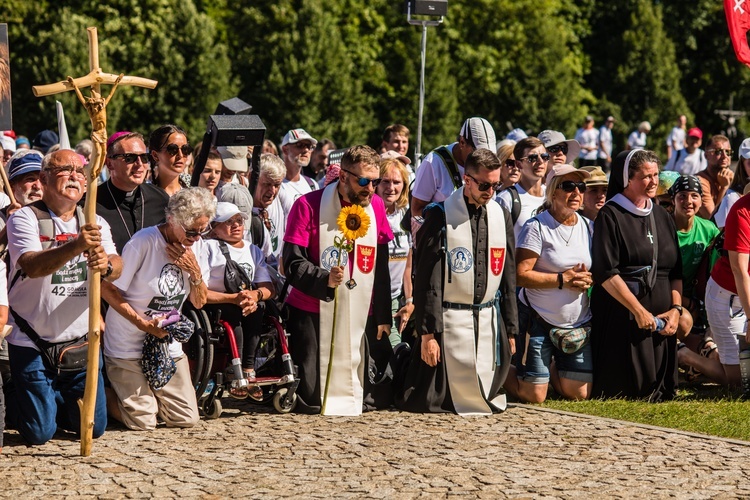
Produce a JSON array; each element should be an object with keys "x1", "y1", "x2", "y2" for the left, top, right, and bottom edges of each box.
[{"x1": 676, "y1": 216, "x2": 720, "y2": 297}]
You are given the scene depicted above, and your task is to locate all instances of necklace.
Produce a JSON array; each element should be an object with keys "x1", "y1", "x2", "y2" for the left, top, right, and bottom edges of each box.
[
  {"x1": 560, "y1": 221, "x2": 575, "y2": 246},
  {"x1": 107, "y1": 181, "x2": 144, "y2": 239}
]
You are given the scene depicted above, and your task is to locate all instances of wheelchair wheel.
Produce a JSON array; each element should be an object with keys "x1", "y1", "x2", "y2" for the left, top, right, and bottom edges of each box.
[
  {"x1": 186, "y1": 308, "x2": 214, "y2": 398},
  {"x1": 203, "y1": 398, "x2": 222, "y2": 419},
  {"x1": 272, "y1": 387, "x2": 297, "y2": 414}
]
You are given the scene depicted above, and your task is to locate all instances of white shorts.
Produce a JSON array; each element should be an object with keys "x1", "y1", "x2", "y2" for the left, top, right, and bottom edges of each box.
[{"x1": 704, "y1": 277, "x2": 744, "y2": 365}]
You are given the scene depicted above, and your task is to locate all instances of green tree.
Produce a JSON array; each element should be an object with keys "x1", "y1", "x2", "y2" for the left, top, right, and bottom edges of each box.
[
  {"x1": 584, "y1": 0, "x2": 689, "y2": 155},
  {"x1": 6, "y1": 0, "x2": 235, "y2": 144}
]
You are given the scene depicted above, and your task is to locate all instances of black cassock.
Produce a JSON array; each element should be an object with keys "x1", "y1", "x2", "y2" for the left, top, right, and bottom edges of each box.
[
  {"x1": 591, "y1": 202, "x2": 681, "y2": 402},
  {"x1": 395, "y1": 199, "x2": 518, "y2": 413}
]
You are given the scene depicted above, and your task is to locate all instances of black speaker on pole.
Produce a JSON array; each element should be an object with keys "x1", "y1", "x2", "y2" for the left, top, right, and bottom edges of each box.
[
  {"x1": 407, "y1": 0, "x2": 448, "y2": 17},
  {"x1": 190, "y1": 98, "x2": 266, "y2": 191}
]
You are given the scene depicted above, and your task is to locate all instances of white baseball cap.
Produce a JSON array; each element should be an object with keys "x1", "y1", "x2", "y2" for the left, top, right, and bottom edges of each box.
[
  {"x1": 537, "y1": 130, "x2": 581, "y2": 163},
  {"x1": 217, "y1": 146, "x2": 249, "y2": 173},
  {"x1": 281, "y1": 128, "x2": 318, "y2": 148},
  {"x1": 459, "y1": 117, "x2": 497, "y2": 153},
  {"x1": 213, "y1": 202, "x2": 249, "y2": 224}
]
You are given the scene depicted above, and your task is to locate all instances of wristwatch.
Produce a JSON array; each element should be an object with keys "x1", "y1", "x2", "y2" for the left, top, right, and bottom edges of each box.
[
  {"x1": 670, "y1": 304, "x2": 684, "y2": 316},
  {"x1": 102, "y1": 260, "x2": 113, "y2": 279}
]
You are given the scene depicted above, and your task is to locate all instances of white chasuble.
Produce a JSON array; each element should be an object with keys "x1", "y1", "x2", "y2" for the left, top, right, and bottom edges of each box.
[
  {"x1": 442, "y1": 187, "x2": 507, "y2": 415},
  {"x1": 318, "y1": 182, "x2": 378, "y2": 416}
]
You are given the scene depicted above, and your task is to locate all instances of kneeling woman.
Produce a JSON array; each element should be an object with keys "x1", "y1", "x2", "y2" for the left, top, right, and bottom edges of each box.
[
  {"x1": 102, "y1": 187, "x2": 215, "y2": 430},
  {"x1": 204, "y1": 202, "x2": 276, "y2": 398},
  {"x1": 504, "y1": 164, "x2": 594, "y2": 403}
]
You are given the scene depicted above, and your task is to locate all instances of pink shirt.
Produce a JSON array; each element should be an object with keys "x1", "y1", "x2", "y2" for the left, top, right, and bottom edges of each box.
[{"x1": 284, "y1": 189, "x2": 393, "y2": 313}]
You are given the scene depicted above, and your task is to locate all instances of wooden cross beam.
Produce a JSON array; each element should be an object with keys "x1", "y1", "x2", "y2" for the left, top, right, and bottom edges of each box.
[{"x1": 32, "y1": 27, "x2": 157, "y2": 457}]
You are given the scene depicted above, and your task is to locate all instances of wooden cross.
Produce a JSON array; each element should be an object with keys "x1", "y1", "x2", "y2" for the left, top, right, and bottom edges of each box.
[{"x1": 32, "y1": 27, "x2": 157, "y2": 457}]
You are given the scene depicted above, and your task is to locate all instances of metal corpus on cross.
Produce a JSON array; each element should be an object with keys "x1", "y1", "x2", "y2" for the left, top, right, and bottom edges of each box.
[{"x1": 32, "y1": 27, "x2": 157, "y2": 457}]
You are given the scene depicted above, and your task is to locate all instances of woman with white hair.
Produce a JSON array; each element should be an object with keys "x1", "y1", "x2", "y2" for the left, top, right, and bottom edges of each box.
[
  {"x1": 627, "y1": 121, "x2": 651, "y2": 150},
  {"x1": 102, "y1": 187, "x2": 215, "y2": 430}
]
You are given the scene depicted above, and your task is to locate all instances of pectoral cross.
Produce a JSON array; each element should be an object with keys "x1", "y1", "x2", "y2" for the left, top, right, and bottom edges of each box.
[
  {"x1": 32, "y1": 27, "x2": 157, "y2": 458},
  {"x1": 647, "y1": 230, "x2": 654, "y2": 244}
]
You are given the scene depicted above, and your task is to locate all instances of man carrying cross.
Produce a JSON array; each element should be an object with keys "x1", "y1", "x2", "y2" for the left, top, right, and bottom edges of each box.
[{"x1": 4, "y1": 150, "x2": 122, "y2": 444}]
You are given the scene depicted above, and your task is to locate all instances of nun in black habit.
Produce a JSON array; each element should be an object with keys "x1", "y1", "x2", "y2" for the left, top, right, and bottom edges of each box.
[{"x1": 590, "y1": 149, "x2": 682, "y2": 402}]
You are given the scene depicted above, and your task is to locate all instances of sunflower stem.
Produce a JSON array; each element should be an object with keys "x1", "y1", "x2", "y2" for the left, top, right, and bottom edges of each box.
[{"x1": 321, "y1": 242, "x2": 346, "y2": 415}]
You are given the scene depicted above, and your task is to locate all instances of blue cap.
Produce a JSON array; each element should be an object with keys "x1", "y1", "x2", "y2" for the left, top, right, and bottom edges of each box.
[{"x1": 7, "y1": 151, "x2": 43, "y2": 181}]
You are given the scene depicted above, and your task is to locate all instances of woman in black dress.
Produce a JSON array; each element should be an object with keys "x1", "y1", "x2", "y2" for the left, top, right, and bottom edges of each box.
[{"x1": 591, "y1": 150, "x2": 682, "y2": 401}]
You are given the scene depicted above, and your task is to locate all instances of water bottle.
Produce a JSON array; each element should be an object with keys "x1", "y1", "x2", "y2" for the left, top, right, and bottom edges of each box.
[
  {"x1": 739, "y1": 349, "x2": 750, "y2": 397},
  {"x1": 653, "y1": 316, "x2": 666, "y2": 332}
]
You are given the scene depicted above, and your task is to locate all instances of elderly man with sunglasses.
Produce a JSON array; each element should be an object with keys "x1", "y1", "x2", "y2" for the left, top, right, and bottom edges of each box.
[
  {"x1": 96, "y1": 131, "x2": 169, "y2": 253},
  {"x1": 4, "y1": 149, "x2": 122, "y2": 445},
  {"x1": 397, "y1": 148, "x2": 517, "y2": 415},
  {"x1": 697, "y1": 134, "x2": 735, "y2": 220},
  {"x1": 282, "y1": 145, "x2": 394, "y2": 415}
]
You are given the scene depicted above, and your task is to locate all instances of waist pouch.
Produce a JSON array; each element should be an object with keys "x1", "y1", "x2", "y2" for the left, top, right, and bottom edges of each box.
[
  {"x1": 10, "y1": 308, "x2": 89, "y2": 373},
  {"x1": 548, "y1": 323, "x2": 590, "y2": 354}
]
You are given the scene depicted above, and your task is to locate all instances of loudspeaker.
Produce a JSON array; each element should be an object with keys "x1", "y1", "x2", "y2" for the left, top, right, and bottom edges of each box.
[
  {"x1": 210, "y1": 114, "x2": 266, "y2": 147},
  {"x1": 409, "y1": 0, "x2": 447, "y2": 16},
  {"x1": 213, "y1": 97, "x2": 253, "y2": 116}
]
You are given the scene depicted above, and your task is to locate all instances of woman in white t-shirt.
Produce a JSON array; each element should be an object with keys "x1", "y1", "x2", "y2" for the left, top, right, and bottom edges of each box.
[
  {"x1": 503, "y1": 164, "x2": 594, "y2": 404},
  {"x1": 102, "y1": 187, "x2": 215, "y2": 431},
  {"x1": 376, "y1": 155, "x2": 413, "y2": 347},
  {"x1": 205, "y1": 202, "x2": 275, "y2": 399}
]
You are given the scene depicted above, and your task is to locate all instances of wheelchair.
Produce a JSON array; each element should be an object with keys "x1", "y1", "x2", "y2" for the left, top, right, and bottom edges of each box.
[{"x1": 185, "y1": 299, "x2": 299, "y2": 418}]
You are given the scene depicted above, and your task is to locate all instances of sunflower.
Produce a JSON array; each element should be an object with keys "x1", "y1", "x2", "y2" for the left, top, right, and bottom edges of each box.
[{"x1": 336, "y1": 204, "x2": 370, "y2": 241}]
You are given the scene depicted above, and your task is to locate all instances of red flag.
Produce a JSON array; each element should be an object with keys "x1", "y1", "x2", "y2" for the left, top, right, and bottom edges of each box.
[{"x1": 725, "y1": 0, "x2": 750, "y2": 67}]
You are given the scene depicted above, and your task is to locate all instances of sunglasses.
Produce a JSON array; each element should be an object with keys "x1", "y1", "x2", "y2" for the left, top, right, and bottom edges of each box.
[
  {"x1": 519, "y1": 153, "x2": 550, "y2": 163},
  {"x1": 557, "y1": 181, "x2": 587, "y2": 193},
  {"x1": 293, "y1": 142, "x2": 315, "y2": 151},
  {"x1": 179, "y1": 221, "x2": 211, "y2": 238},
  {"x1": 163, "y1": 144, "x2": 194, "y2": 157},
  {"x1": 504, "y1": 159, "x2": 518, "y2": 169},
  {"x1": 547, "y1": 144, "x2": 568, "y2": 156},
  {"x1": 465, "y1": 173, "x2": 501, "y2": 192},
  {"x1": 109, "y1": 153, "x2": 150, "y2": 164},
  {"x1": 342, "y1": 168, "x2": 381, "y2": 188},
  {"x1": 708, "y1": 148, "x2": 733, "y2": 157},
  {"x1": 222, "y1": 216, "x2": 245, "y2": 227}
]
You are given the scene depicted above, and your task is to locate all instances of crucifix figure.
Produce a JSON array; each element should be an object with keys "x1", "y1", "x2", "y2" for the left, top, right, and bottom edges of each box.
[{"x1": 32, "y1": 27, "x2": 157, "y2": 457}]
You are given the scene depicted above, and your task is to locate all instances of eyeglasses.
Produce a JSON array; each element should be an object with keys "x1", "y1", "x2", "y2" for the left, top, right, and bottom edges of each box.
[
  {"x1": 45, "y1": 165, "x2": 86, "y2": 178},
  {"x1": 519, "y1": 153, "x2": 550, "y2": 164},
  {"x1": 342, "y1": 168, "x2": 381, "y2": 188},
  {"x1": 293, "y1": 142, "x2": 315, "y2": 151},
  {"x1": 179, "y1": 221, "x2": 211, "y2": 238},
  {"x1": 163, "y1": 144, "x2": 194, "y2": 157},
  {"x1": 707, "y1": 148, "x2": 733, "y2": 157},
  {"x1": 547, "y1": 144, "x2": 568, "y2": 156},
  {"x1": 504, "y1": 159, "x2": 518, "y2": 169},
  {"x1": 557, "y1": 180, "x2": 587, "y2": 193},
  {"x1": 465, "y1": 173, "x2": 501, "y2": 191},
  {"x1": 221, "y1": 216, "x2": 245, "y2": 227},
  {"x1": 109, "y1": 153, "x2": 150, "y2": 164}
]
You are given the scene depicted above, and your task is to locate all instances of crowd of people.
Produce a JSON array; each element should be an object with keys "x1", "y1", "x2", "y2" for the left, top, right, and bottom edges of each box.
[{"x1": 0, "y1": 111, "x2": 748, "y2": 449}]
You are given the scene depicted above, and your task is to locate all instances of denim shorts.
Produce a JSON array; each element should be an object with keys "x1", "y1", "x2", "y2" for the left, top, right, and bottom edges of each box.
[{"x1": 516, "y1": 300, "x2": 593, "y2": 384}]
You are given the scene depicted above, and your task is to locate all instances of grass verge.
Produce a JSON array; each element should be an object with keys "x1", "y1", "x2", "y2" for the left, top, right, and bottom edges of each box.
[{"x1": 540, "y1": 384, "x2": 750, "y2": 441}]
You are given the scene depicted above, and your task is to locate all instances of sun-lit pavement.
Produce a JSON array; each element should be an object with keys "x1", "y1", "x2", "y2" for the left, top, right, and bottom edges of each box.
[{"x1": 1, "y1": 402, "x2": 749, "y2": 498}]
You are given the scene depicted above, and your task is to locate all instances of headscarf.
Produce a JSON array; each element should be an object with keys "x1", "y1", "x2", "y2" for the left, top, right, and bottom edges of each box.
[
  {"x1": 606, "y1": 149, "x2": 653, "y2": 216},
  {"x1": 668, "y1": 174, "x2": 703, "y2": 198},
  {"x1": 141, "y1": 313, "x2": 195, "y2": 390}
]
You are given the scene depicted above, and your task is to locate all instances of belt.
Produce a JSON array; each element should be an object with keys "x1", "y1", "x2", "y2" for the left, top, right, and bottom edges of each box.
[{"x1": 443, "y1": 297, "x2": 497, "y2": 311}]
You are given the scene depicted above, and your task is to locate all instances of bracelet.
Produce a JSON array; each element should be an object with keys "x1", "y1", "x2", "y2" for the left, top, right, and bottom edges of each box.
[
  {"x1": 557, "y1": 272, "x2": 564, "y2": 289},
  {"x1": 257, "y1": 290, "x2": 263, "y2": 302},
  {"x1": 405, "y1": 297, "x2": 414, "y2": 304},
  {"x1": 189, "y1": 275, "x2": 203, "y2": 287}
]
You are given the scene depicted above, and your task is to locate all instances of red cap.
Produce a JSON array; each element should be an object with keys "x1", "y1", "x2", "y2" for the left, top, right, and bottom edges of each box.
[{"x1": 687, "y1": 127, "x2": 702, "y2": 139}]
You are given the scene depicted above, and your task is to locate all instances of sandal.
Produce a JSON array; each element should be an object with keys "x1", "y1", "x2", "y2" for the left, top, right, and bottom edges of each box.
[{"x1": 699, "y1": 337, "x2": 718, "y2": 359}]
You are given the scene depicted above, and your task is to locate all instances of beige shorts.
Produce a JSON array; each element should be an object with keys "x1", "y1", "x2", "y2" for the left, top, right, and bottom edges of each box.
[{"x1": 105, "y1": 355, "x2": 200, "y2": 431}]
